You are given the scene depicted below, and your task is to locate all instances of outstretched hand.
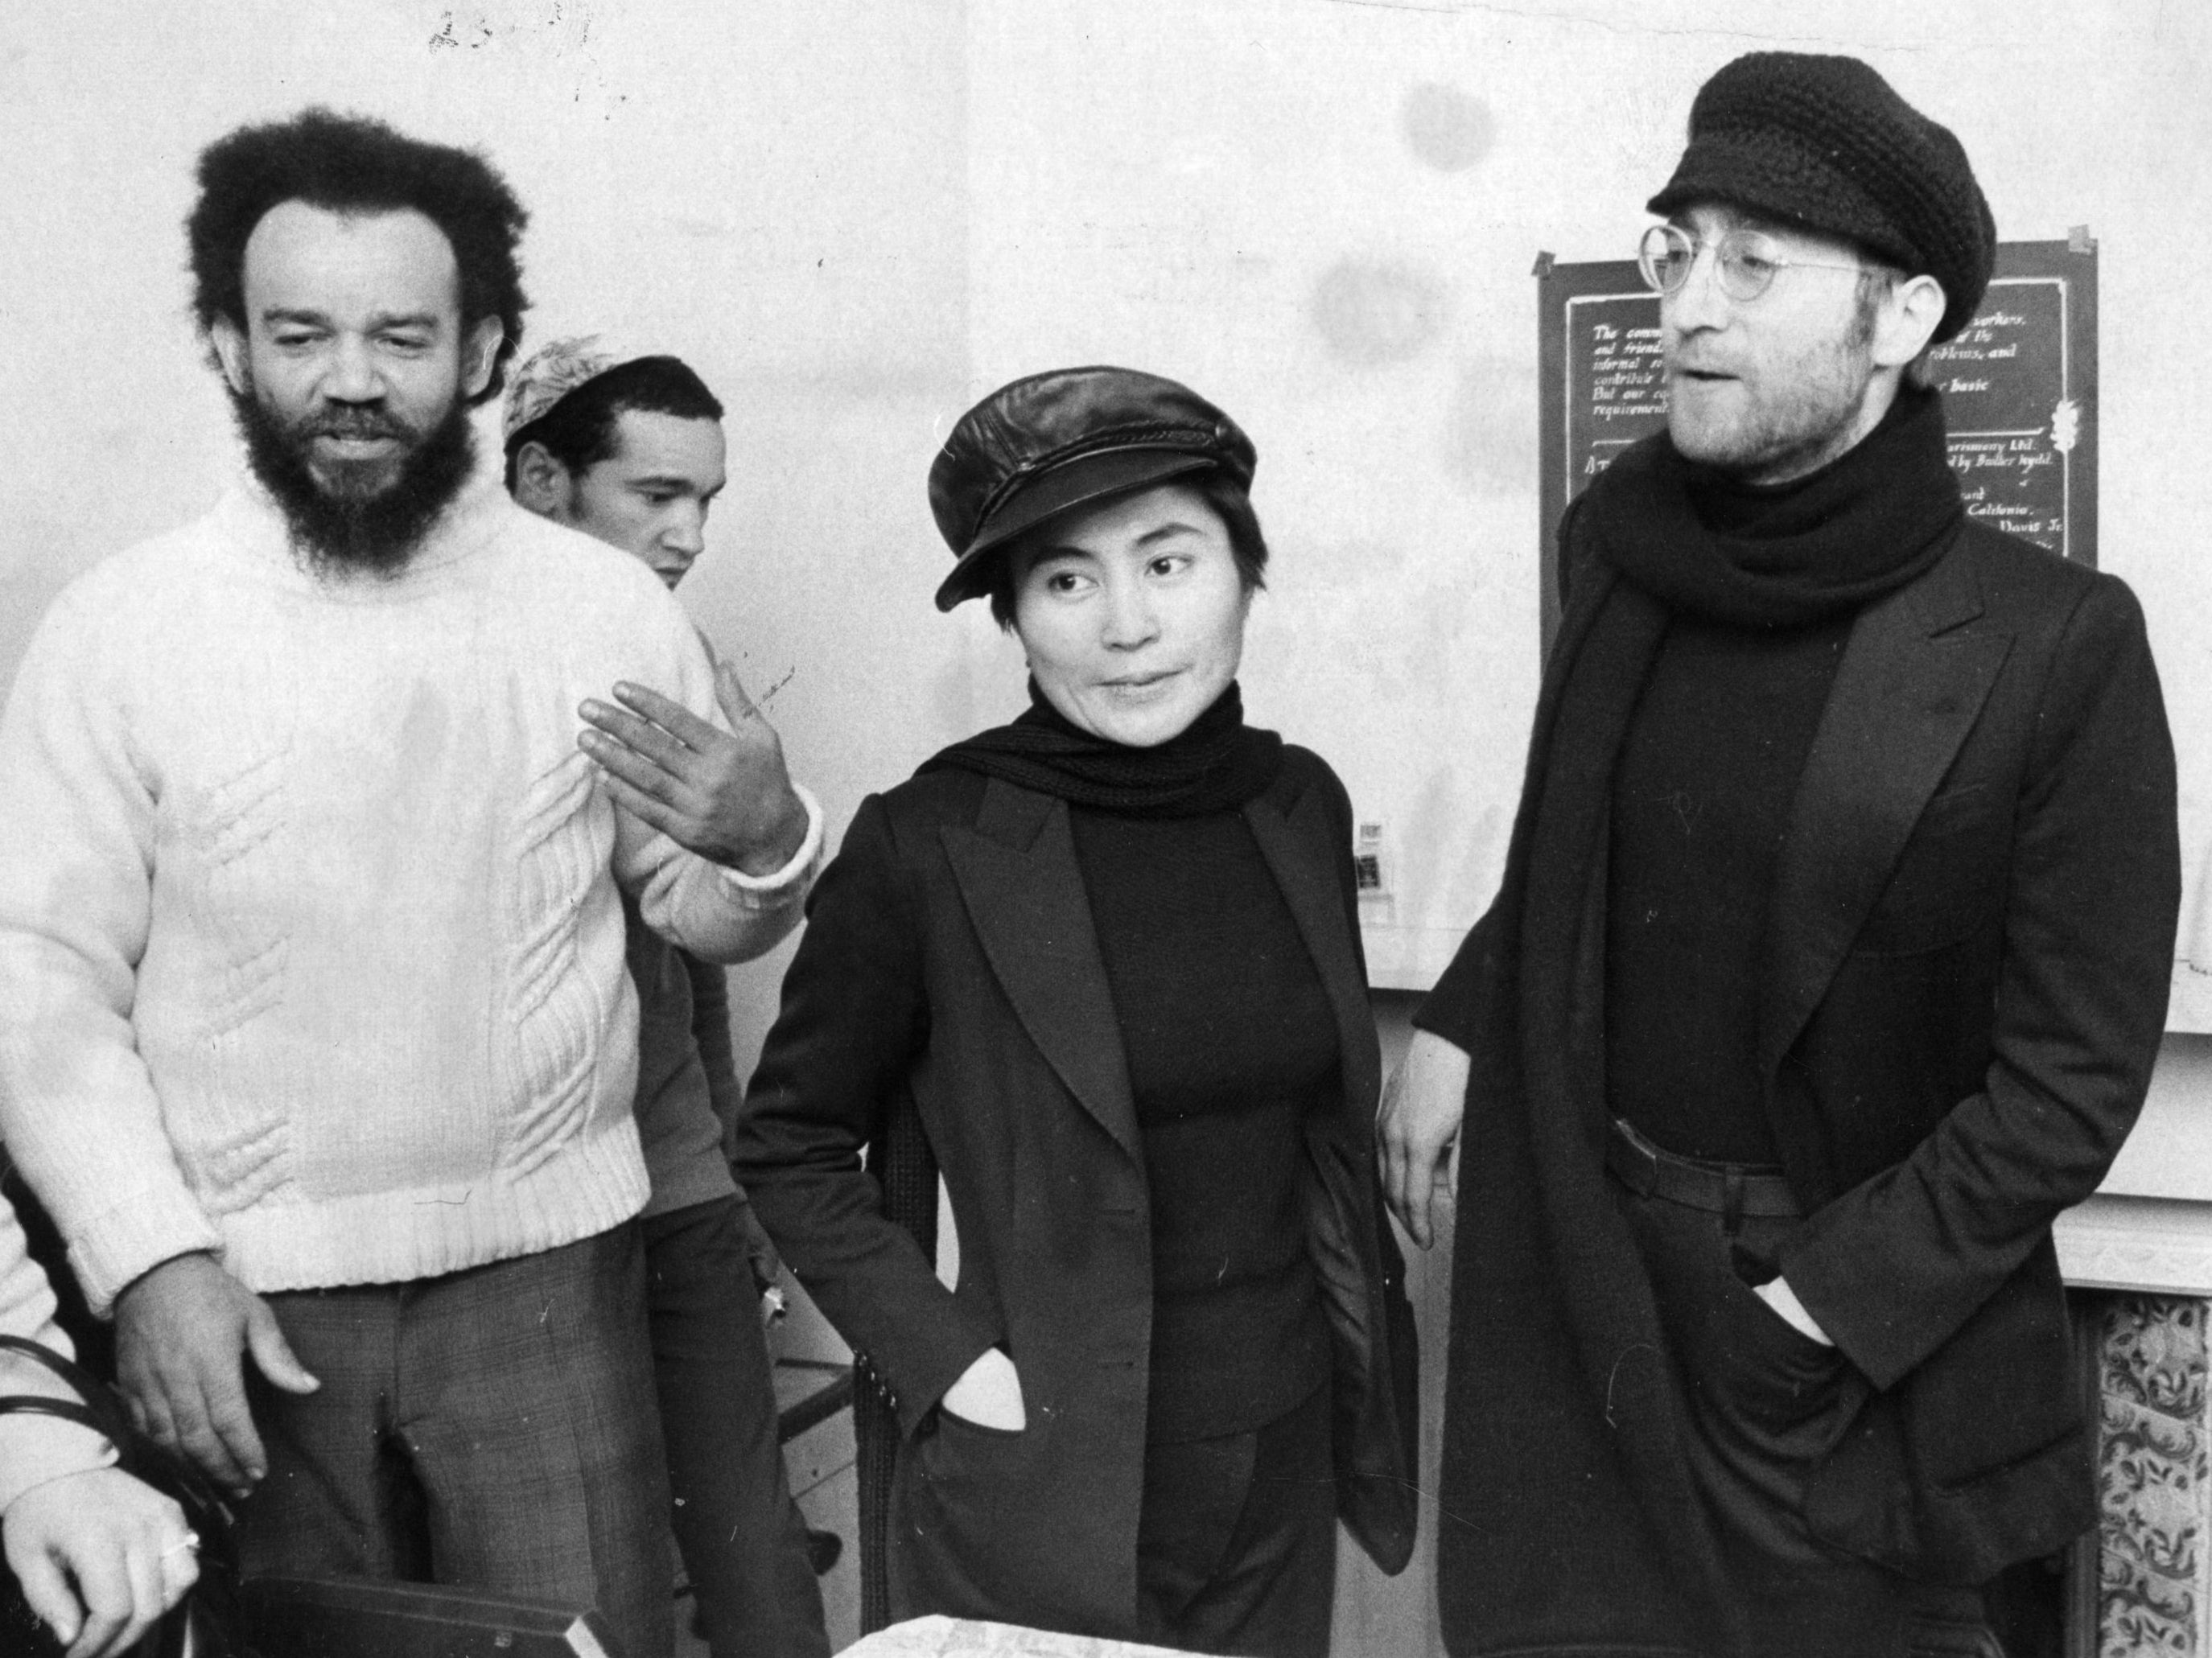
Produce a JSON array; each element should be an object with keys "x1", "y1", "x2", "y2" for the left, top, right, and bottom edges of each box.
[
  {"x1": 1377, "y1": 1031, "x2": 1471, "y2": 1249},
  {"x1": 3, "y1": 1467, "x2": 198, "y2": 1658},
  {"x1": 114, "y1": 1253, "x2": 319, "y2": 1498},
  {"x1": 579, "y1": 662, "x2": 809, "y2": 877}
]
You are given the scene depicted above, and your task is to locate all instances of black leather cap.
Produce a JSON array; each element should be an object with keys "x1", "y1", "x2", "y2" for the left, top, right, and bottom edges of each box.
[{"x1": 929, "y1": 366, "x2": 1256, "y2": 611}]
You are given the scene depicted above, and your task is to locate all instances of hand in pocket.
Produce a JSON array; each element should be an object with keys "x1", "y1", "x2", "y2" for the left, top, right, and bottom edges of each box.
[
  {"x1": 1709, "y1": 1269, "x2": 1850, "y2": 1443},
  {"x1": 941, "y1": 1347, "x2": 1025, "y2": 1431}
]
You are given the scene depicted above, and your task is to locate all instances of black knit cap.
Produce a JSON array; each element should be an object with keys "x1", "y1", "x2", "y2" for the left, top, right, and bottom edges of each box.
[
  {"x1": 1647, "y1": 52, "x2": 1996, "y2": 344},
  {"x1": 928, "y1": 366, "x2": 1255, "y2": 612}
]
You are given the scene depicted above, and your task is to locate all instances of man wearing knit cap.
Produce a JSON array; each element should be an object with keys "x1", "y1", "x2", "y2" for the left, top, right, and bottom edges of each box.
[
  {"x1": 1381, "y1": 52, "x2": 2178, "y2": 1656},
  {"x1": 0, "y1": 112, "x2": 823, "y2": 1658},
  {"x1": 504, "y1": 335, "x2": 832, "y2": 1658}
]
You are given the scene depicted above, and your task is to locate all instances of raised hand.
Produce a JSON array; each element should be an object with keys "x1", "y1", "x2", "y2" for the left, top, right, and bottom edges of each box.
[{"x1": 579, "y1": 661, "x2": 809, "y2": 877}]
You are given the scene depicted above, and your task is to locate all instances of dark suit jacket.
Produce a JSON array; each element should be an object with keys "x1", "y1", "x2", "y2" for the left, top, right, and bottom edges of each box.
[
  {"x1": 735, "y1": 749, "x2": 1419, "y2": 1635},
  {"x1": 1422, "y1": 517, "x2": 2178, "y2": 1646}
]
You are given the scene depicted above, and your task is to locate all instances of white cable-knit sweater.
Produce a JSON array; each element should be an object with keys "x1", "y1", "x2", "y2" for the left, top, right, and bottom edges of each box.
[
  {"x1": 0, "y1": 476, "x2": 820, "y2": 1314},
  {"x1": 0, "y1": 1195, "x2": 112, "y2": 1514}
]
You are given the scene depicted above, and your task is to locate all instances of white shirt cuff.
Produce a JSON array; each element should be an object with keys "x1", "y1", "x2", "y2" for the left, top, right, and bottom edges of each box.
[
  {"x1": 717, "y1": 784, "x2": 824, "y2": 895},
  {"x1": 0, "y1": 1419, "x2": 116, "y2": 1516}
]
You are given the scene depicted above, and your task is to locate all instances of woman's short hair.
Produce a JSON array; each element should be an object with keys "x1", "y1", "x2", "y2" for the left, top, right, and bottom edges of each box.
[
  {"x1": 984, "y1": 470, "x2": 1270, "y2": 632},
  {"x1": 500, "y1": 357, "x2": 724, "y2": 491},
  {"x1": 187, "y1": 108, "x2": 530, "y2": 405}
]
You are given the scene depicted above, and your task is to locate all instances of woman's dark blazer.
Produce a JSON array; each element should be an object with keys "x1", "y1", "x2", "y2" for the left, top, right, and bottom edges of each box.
[{"x1": 734, "y1": 747, "x2": 1419, "y2": 1633}]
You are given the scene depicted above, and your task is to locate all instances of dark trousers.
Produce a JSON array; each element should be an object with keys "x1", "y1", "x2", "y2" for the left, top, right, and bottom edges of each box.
[
  {"x1": 1134, "y1": 1380, "x2": 1338, "y2": 1658},
  {"x1": 642, "y1": 1196, "x2": 828, "y2": 1658},
  {"x1": 237, "y1": 1223, "x2": 673, "y2": 1658},
  {"x1": 1611, "y1": 1166, "x2": 2006, "y2": 1658}
]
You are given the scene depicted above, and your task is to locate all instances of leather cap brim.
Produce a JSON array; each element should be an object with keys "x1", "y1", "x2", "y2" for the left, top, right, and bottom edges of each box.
[{"x1": 933, "y1": 447, "x2": 1217, "y2": 612}]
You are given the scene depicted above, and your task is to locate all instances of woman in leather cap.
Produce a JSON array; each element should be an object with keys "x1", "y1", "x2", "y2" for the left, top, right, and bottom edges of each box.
[{"x1": 734, "y1": 366, "x2": 1416, "y2": 1657}]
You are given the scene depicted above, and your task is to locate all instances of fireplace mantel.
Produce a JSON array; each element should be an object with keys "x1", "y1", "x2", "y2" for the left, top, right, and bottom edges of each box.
[
  {"x1": 2058, "y1": 1194, "x2": 2212, "y2": 1296},
  {"x1": 2061, "y1": 1033, "x2": 2212, "y2": 1297}
]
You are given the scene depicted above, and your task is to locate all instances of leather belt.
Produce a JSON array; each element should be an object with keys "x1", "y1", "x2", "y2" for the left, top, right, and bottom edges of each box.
[{"x1": 1605, "y1": 1117, "x2": 1800, "y2": 1222}]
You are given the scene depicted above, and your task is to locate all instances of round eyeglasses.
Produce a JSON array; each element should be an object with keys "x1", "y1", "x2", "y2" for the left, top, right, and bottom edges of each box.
[{"x1": 1637, "y1": 223, "x2": 1865, "y2": 302}]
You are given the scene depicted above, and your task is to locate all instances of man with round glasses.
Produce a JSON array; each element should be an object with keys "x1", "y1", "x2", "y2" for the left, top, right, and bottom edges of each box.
[
  {"x1": 1379, "y1": 50, "x2": 2178, "y2": 1657},
  {"x1": 1633, "y1": 206, "x2": 1942, "y2": 486}
]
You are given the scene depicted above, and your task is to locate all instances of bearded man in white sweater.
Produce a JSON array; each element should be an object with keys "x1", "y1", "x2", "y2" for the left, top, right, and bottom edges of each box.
[{"x1": 0, "y1": 109, "x2": 822, "y2": 1658}]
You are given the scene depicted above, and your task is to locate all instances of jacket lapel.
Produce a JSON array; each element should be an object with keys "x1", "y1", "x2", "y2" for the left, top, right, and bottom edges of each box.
[
  {"x1": 1758, "y1": 539, "x2": 2013, "y2": 1074},
  {"x1": 941, "y1": 778, "x2": 1142, "y2": 1164},
  {"x1": 1244, "y1": 768, "x2": 1380, "y2": 1117}
]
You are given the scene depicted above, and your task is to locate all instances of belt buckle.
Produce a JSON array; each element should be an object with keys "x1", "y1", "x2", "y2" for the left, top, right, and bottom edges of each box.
[{"x1": 1609, "y1": 1117, "x2": 1662, "y2": 1192}]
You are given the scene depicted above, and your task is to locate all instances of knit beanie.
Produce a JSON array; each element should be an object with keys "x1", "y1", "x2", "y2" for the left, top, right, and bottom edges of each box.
[{"x1": 1647, "y1": 53, "x2": 1996, "y2": 343}]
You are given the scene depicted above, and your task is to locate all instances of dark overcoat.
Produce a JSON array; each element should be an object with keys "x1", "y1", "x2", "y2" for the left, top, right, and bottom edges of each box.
[
  {"x1": 735, "y1": 748, "x2": 1419, "y2": 1635},
  {"x1": 1426, "y1": 517, "x2": 2180, "y2": 1655}
]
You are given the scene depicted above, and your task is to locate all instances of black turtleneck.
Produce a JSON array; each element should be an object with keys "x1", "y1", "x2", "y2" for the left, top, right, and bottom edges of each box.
[
  {"x1": 1072, "y1": 806, "x2": 1335, "y2": 1442},
  {"x1": 1599, "y1": 386, "x2": 1961, "y2": 1162},
  {"x1": 1605, "y1": 611, "x2": 1849, "y2": 1161}
]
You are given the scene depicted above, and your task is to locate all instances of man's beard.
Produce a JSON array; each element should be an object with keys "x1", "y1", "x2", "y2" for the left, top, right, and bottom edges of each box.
[
  {"x1": 230, "y1": 383, "x2": 478, "y2": 577},
  {"x1": 1664, "y1": 286, "x2": 1887, "y2": 486}
]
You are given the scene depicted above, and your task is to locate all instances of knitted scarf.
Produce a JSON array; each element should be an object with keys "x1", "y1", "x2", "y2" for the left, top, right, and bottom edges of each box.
[
  {"x1": 920, "y1": 679, "x2": 1283, "y2": 818},
  {"x1": 1582, "y1": 382, "x2": 1963, "y2": 627}
]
